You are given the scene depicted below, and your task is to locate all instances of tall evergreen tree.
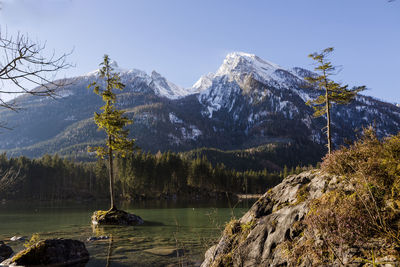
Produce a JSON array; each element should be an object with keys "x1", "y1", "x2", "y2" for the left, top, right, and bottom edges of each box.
[
  {"x1": 305, "y1": 47, "x2": 365, "y2": 154},
  {"x1": 88, "y1": 55, "x2": 136, "y2": 210}
]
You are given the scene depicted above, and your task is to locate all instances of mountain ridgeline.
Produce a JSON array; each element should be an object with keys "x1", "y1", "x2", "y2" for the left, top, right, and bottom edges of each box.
[{"x1": 0, "y1": 52, "x2": 399, "y2": 170}]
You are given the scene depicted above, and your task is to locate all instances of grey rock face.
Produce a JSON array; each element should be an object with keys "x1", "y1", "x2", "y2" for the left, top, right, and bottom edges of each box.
[
  {"x1": 201, "y1": 170, "x2": 400, "y2": 267},
  {"x1": 201, "y1": 170, "x2": 326, "y2": 267},
  {"x1": 1, "y1": 238, "x2": 89, "y2": 266}
]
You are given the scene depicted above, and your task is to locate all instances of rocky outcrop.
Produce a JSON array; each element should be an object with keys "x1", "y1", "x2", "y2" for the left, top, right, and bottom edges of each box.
[
  {"x1": 0, "y1": 241, "x2": 13, "y2": 262},
  {"x1": 201, "y1": 170, "x2": 400, "y2": 267},
  {"x1": 92, "y1": 208, "x2": 144, "y2": 226},
  {"x1": 1, "y1": 238, "x2": 89, "y2": 266}
]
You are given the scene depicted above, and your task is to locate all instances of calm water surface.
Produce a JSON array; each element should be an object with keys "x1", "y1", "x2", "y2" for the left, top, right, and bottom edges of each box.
[{"x1": 0, "y1": 199, "x2": 254, "y2": 266}]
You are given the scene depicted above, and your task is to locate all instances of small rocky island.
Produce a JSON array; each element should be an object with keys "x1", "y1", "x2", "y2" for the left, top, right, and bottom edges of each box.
[{"x1": 92, "y1": 208, "x2": 144, "y2": 226}]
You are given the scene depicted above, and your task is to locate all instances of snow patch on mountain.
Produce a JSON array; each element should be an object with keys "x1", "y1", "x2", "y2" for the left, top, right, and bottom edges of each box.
[
  {"x1": 169, "y1": 112, "x2": 183, "y2": 124},
  {"x1": 198, "y1": 76, "x2": 241, "y2": 118},
  {"x1": 168, "y1": 133, "x2": 181, "y2": 145},
  {"x1": 296, "y1": 90, "x2": 313, "y2": 103},
  {"x1": 180, "y1": 125, "x2": 202, "y2": 140},
  {"x1": 55, "y1": 89, "x2": 74, "y2": 99}
]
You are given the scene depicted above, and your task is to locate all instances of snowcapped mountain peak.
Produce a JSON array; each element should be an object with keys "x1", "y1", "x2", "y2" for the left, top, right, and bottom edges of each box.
[
  {"x1": 83, "y1": 66, "x2": 188, "y2": 99},
  {"x1": 215, "y1": 52, "x2": 282, "y2": 82},
  {"x1": 196, "y1": 52, "x2": 312, "y2": 118},
  {"x1": 149, "y1": 70, "x2": 187, "y2": 99},
  {"x1": 191, "y1": 52, "x2": 285, "y2": 94},
  {"x1": 150, "y1": 70, "x2": 163, "y2": 79}
]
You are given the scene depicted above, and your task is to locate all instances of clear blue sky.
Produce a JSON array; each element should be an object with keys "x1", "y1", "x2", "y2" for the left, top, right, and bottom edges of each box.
[{"x1": 0, "y1": 0, "x2": 399, "y2": 103}]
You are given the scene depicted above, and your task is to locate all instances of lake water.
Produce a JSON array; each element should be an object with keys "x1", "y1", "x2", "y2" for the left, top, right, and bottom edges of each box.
[{"x1": 0, "y1": 199, "x2": 254, "y2": 266}]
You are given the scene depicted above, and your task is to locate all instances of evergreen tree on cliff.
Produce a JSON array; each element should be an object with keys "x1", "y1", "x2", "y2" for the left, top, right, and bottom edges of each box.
[
  {"x1": 305, "y1": 47, "x2": 365, "y2": 154},
  {"x1": 88, "y1": 55, "x2": 135, "y2": 210}
]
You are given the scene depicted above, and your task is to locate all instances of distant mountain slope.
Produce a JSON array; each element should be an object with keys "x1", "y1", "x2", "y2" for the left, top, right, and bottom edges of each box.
[{"x1": 0, "y1": 52, "x2": 399, "y2": 169}]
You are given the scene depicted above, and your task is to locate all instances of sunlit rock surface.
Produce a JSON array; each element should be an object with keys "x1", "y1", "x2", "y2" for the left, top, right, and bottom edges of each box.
[{"x1": 201, "y1": 170, "x2": 400, "y2": 267}]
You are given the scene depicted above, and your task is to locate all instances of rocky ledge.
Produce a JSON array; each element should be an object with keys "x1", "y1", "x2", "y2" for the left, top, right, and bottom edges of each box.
[
  {"x1": 201, "y1": 170, "x2": 400, "y2": 267},
  {"x1": 1, "y1": 238, "x2": 89, "y2": 266},
  {"x1": 92, "y1": 208, "x2": 144, "y2": 226}
]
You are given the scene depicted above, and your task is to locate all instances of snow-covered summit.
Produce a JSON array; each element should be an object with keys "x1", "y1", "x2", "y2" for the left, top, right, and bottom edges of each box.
[
  {"x1": 192, "y1": 52, "x2": 287, "y2": 93},
  {"x1": 195, "y1": 52, "x2": 312, "y2": 118},
  {"x1": 216, "y1": 52, "x2": 281, "y2": 79},
  {"x1": 82, "y1": 62, "x2": 187, "y2": 99}
]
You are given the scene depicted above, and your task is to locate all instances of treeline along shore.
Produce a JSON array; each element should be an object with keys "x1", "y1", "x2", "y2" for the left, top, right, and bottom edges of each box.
[{"x1": 0, "y1": 151, "x2": 311, "y2": 201}]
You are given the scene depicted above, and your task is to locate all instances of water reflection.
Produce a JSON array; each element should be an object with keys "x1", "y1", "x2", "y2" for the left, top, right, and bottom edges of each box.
[
  {"x1": 0, "y1": 199, "x2": 254, "y2": 266},
  {"x1": 105, "y1": 235, "x2": 113, "y2": 267}
]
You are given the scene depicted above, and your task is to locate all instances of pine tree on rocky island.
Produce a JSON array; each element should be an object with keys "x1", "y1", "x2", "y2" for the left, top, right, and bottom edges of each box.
[
  {"x1": 305, "y1": 47, "x2": 365, "y2": 154},
  {"x1": 88, "y1": 55, "x2": 143, "y2": 226}
]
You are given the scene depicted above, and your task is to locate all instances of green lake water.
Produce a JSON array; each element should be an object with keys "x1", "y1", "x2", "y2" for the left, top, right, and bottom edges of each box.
[{"x1": 0, "y1": 199, "x2": 254, "y2": 266}]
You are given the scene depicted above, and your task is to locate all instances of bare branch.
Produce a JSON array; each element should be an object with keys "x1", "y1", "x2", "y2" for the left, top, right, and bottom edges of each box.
[{"x1": 0, "y1": 29, "x2": 74, "y2": 112}]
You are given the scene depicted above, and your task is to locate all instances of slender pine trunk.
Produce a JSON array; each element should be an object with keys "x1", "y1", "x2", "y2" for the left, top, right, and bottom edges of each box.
[
  {"x1": 322, "y1": 68, "x2": 332, "y2": 155},
  {"x1": 108, "y1": 135, "x2": 116, "y2": 210},
  {"x1": 325, "y1": 88, "x2": 332, "y2": 155}
]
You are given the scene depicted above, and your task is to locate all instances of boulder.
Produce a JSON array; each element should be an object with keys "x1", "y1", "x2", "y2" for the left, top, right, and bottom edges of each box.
[
  {"x1": 92, "y1": 208, "x2": 144, "y2": 226},
  {"x1": 1, "y1": 238, "x2": 89, "y2": 266},
  {"x1": 0, "y1": 241, "x2": 13, "y2": 262}
]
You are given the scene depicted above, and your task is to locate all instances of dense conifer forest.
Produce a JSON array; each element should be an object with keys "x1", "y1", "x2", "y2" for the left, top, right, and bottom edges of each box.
[{"x1": 0, "y1": 151, "x2": 311, "y2": 201}]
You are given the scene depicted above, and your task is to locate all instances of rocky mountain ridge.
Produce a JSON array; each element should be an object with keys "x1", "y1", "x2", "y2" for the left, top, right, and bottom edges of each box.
[{"x1": 0, "y1": 52, "x2": 398, "y2": 166}]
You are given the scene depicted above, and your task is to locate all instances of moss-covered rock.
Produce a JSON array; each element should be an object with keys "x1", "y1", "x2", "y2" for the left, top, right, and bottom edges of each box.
[
  {"x1": 91, "y1": 208, "x2": 144, "y2": 226},
  {"x1": 0, "y1": 241, "x2": 13, "y2": 262},
  {"x1": 1, "y1": 238, "x2": 89, "y2": 266}
]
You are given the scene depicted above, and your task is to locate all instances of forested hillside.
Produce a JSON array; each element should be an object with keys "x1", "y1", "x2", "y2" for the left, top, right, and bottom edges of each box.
[{"x1": 0, "y1": 152, "x2": 308, "y2": 201}]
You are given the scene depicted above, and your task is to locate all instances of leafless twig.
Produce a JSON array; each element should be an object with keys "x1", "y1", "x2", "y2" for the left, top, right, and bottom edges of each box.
[{"x1": 0, "y1": 28, "x2": 73, "y2": 111}]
